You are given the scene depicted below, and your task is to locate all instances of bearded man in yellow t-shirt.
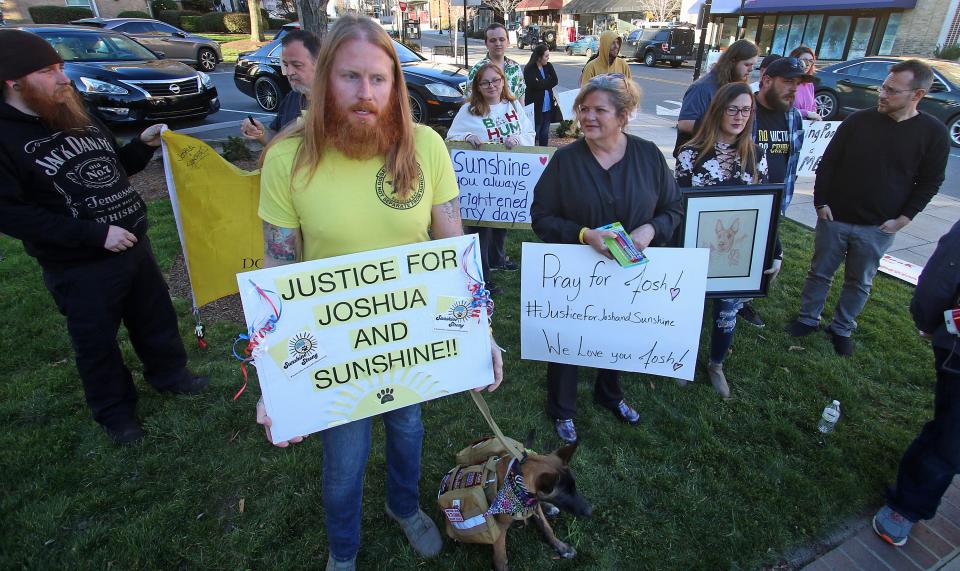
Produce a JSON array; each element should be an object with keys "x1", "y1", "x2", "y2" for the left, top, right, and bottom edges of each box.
[{"x1": 254, "y1": 15, "x2": 504, "y2": 571}]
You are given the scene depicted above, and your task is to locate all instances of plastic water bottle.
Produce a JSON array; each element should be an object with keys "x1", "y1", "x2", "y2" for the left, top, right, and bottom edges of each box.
[{"x1": 818, "y1": 400, "x2": 841, "y2": 434}]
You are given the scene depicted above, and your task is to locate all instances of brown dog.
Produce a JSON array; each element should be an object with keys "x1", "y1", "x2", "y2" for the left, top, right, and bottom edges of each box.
[{"x1": 489, "y1": 444, "x2": 591, "y2": 571}]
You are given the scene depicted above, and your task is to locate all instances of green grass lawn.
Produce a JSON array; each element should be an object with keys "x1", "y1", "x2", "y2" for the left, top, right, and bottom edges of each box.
[
  {"x1": 0, "y1": 201, "x2": 936, "y2": 570},
  {"x1": 197, "y1": 34, "x2": 269, "y2": 63}
]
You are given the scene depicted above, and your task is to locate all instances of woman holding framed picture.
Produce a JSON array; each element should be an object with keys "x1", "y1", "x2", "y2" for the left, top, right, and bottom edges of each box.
[{"x1": 675, "y1": 82, "x2": 771, "y2": 399}]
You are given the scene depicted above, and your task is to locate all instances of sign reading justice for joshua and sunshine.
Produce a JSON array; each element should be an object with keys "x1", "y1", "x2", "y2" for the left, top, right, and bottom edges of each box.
[
  {"x1": 521, "y1": 244, "x2": 710, "y2": 382},
  {"x1": 238, "y1": 235, "x2": 495, "y2": 443},
  {"x1": 448, "y1": 142, "x2": 555, "y2": 230}
]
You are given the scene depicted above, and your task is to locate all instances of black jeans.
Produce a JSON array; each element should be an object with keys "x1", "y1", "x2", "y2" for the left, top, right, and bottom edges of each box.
[
  {"x1": 546, "y1": 363, "x2": 624, "y2": 419},
  {"x1": 888, "y1": 345, "x2": 960, "y2": 521},
  {"x1": 42, "y1": 238, "x2": 190, "y2": 427}
]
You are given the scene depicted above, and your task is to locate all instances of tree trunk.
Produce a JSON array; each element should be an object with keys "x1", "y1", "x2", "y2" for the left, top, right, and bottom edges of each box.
[
  {"x1": 297, "y1": 0, "x2": 329, "y2": 40},
  {"x1": 248, "y1": 0, "x2": 264, "y2": 42}
]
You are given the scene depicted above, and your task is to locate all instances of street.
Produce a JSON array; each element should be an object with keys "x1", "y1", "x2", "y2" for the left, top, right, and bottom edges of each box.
[{"x1": 129, "y1": 34, "x2": 959, "y2": 198}]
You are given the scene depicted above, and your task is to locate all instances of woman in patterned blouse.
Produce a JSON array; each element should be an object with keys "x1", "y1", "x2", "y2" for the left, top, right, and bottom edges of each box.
[{"x1": 675, "y1": 81, "x2": 768, "y2": 399}]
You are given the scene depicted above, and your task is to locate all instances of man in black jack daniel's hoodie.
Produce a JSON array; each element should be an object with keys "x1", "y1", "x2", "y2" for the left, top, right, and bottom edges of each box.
[{"x1": 0, "y1": 29, "x2": 207, "y2": 444}]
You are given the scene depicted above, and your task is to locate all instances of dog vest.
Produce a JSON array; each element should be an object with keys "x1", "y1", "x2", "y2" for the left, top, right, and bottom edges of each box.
[{"x1": 437, "y1": 438, "x2": 536, "y2": 544}]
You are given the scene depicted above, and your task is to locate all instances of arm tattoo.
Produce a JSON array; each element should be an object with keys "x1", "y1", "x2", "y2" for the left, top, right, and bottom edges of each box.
[
  {"x1": 439, "y1": 198, "x2": 460, "y2": 225},
  {"x1": 263, "y1": 221, "x2": 299, "y2": 263}
]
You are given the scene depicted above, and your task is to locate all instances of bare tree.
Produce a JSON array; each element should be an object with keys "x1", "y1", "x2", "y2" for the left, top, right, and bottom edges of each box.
[
  {"x1": 481, "y1": 0, "x2": 522, "y2": 24},
  {"x1": 297, "y1": 0, "x2": 330, "y2": 39},
  {"x1": 638, "y1": 0, "x2": 681, "y2": 23},
  {"x1": 248, "y1": 0, "x2": 264, "y2": 42}
]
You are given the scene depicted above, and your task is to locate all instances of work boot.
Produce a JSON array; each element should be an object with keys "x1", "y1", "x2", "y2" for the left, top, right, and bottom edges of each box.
[
  {"x1": 385, "y1": 504, "x2": 443, "y2": 558},
  {"x1": 706, "y1": 362, "x2": 731, "y2": 399}
]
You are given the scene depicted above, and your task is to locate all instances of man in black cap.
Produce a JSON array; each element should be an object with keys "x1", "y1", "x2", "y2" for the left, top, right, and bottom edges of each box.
[
  {"x1": 0, "y1": 29, "x2": 207, "y2": 444},
  {"x1": 786, "y1": 59, "x2": 949, "y2": 356}
]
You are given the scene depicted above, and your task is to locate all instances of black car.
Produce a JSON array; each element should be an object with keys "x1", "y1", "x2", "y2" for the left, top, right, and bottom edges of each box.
[
  {"x1": 517, "y1": 25, "x2": 557, "y2": 51},
  {"x1": 234, "y1": 37, "x2": 466, "y2": 124},
  {"x1": 624, "y1": 26, "x2": 695, "y2": 68},
  {"x1": 18, "y1": 25, "x2": 220, "y2": 124},
  {"x1": 814, "y1": 56, "x2": 960, "y2": 147}
]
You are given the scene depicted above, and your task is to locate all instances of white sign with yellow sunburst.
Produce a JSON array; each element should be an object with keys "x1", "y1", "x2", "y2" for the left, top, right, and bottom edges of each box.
[{"x1": 238, "y1": 235, "x2": 495, "y2": 443}]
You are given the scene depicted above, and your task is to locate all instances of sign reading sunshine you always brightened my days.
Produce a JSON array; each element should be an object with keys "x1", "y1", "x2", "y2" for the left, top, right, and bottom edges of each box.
[
  {"x1": 448, "y1": 142, "x2": 555, "y2": 229},
  {"x1": 237, "y1": 235, "x2": 494, "y2": 444}
]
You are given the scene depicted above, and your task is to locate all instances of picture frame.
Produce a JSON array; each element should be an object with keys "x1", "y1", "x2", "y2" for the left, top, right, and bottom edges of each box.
[{"x1": 679, "y1": 184, "x2": 784, "y2": 298}]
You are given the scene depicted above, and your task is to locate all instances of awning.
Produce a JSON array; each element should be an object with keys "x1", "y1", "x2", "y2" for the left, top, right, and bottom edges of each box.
[
  {"x1": 739, "y1": 0, "x2": 917, "y2": 12},
  {"x1": 686, "y1": 0, "x2": 916, "y2": 15},
  {"x1": 562, "y1": 0, "x2": 642, "y2": 15},
  {"x1": 516, "y1": 0, "x2": 562, "y2": 10}
]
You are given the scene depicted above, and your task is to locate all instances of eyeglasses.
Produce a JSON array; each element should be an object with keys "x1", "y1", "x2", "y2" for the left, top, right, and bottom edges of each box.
[
  {"x1": 798, "y1": 57, "x2": 815, "y2": 64},
  {"x1": 879, "y1": 84, "x2": 915, "y2": 95},
  {"x1": 725, "y1": 105, "x2": 752, "y2": 117},
  {"x1": 478, "y1": 78, "x2": 503, "y2": 88}
]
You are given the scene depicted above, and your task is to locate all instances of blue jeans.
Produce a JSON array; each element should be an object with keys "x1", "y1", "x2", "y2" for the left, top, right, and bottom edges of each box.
[
  {"x1": 888, "y1": 346, "x2": 960, "y2": 521},
  {"x1": 535, "y1": 113, "x2": 551, "y2": 146},
  {"x1": 321, "y1": 404, "x2": 424, "y2": 561},
  {"x1": 710, "y1": 298, "x2": 746, "y2": 364},
  {"x1": 797, "y1": 219, "x2": 896, "y2": 337}
]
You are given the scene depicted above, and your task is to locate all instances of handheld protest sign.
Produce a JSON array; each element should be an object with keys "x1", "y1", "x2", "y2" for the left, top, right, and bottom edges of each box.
[
  {"x1": 238, "y1": 235, "x2": 495, "y2": 443},
  {"x1": 447, "y1": 142, "x2": 555, "y2": 229},
  {"x1": 520, "y1": 244, "x2": 709, "y2": 382}
]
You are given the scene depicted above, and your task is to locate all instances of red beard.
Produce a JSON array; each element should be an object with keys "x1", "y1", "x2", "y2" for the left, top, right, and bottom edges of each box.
[
  {"x1": 325, "y1": 96, "x2": 401, "y2": 160},
  {"x1": 20, "y1": 81, "x2": 90, "y2": 132}
]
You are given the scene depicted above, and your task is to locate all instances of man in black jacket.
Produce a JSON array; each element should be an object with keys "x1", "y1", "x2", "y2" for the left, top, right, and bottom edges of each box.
[
  {"x1": 0, "y1": 29, "x2": 206, "y2": 445},
  {"x1": 785, "y1": 59, "x2": 949, "y2": 356},
  {"x1": 872, "y1": 220, "x2": 960, "y2": 547}
]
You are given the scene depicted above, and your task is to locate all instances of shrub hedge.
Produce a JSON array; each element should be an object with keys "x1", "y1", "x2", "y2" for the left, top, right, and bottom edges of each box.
[{"x1": 28, "y1": 5, "x2": 93, "y2": 23}]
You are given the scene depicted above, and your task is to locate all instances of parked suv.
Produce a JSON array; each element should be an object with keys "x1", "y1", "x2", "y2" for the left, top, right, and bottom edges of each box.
[
  {"x1": 517, "y1": 25, "x2": 557, "y2": 50},
  {"x1": 72, "y1": 17, "x2": 222, "y2": 71},
  {"x1": 625, "y1": 26, "x2": 694, "y2": 67}
]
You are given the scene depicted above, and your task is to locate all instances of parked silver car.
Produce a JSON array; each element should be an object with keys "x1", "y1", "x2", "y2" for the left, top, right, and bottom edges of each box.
[{"x1": 71, "y1": 17, "x2": 222, "y2": 71}]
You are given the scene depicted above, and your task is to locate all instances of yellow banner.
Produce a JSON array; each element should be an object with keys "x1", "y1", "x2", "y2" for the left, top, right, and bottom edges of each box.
[{"x1": 161, "y1": 130, "x2": 262, "y2": 307}]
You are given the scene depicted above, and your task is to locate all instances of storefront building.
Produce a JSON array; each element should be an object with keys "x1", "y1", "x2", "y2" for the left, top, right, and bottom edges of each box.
[
  {"x1": 684, "y1": 0, "x2": 960, "y2": 61},
  {"x1": 560, "y1": 0, "x2": 646, "y2": 36}
]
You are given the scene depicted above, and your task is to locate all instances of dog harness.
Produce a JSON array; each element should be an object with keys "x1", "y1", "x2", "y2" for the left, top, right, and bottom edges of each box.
[{"x1": 439, "y1": 456, "x2": 536, "y2": 533}]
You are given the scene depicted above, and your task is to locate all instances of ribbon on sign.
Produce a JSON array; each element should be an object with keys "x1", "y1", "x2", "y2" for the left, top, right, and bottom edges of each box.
[{"x1": 231, "y1": 280, "x2": 283, "y2": 400}]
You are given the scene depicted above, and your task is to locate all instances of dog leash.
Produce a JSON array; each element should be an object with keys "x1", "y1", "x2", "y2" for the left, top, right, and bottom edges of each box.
[{"x1": 469, "y1": 391, "x2": 526, "y2": 463}]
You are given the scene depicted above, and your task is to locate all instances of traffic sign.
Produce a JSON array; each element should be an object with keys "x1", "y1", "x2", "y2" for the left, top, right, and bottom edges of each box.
[{"x1": 399, "y1": 1, "x2": 407, "y2": 11}]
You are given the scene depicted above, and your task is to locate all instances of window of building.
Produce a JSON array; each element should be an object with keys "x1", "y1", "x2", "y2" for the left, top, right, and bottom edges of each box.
[
  {"x1": 847, "y1": 17, "x2": 875, "y2": 59},
  {"x1": 786, "y1": 15, "x2": 807, "y2": 52},
  {"x1": 771, "y1": 15, "x2": 792, "y2": 55},
  {"x1": 744, "y1": 17, "x2": 760, "y2": 44},
  {"x1": 819, "y1": 15, "x2": 851, "y2": 60},
  {"x1": 718, "y1": 16, "x2": 738, "y2": 48},
  {"x1": 64, "y1": 0, "x2": 91, "y2": 6},
  {"x1": 802, "y1": 14, "x2": 823, "y2": 51},
  {"x1": 758, "y1": 17, "x2": 775, "y2": 54},
  {"x1": 878, "y1": 13, "x2": 901, "y2": 56}
]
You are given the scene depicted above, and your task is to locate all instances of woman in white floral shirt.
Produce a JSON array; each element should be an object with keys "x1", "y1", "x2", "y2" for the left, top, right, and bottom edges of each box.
[{"x1": 674, "y1": 81, "x2": 768, "y2": 400}]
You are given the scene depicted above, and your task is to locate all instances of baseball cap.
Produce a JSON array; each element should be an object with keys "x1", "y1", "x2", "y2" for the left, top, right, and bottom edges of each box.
[
  {"x1": 764, "y1": 57, "x2": 814, "y2": 82},
  {"x1": 758, "y1": 54, "x2": 782, "y2": 71}
]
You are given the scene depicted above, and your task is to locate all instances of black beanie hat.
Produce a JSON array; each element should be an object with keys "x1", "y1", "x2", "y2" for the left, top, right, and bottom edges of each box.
[{"x1": 0, "y1": 29, "x2": 64, "y2": 82}]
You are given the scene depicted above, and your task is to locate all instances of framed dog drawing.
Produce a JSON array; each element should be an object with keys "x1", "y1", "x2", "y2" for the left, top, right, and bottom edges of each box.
[{"x1": 679, "y1": 184, "x2": 783, "y2": 298}]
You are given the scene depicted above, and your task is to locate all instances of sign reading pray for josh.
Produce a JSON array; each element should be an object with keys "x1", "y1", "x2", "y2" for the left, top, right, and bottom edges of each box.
[
  {"x1": 520, "y1": 244, "x2": 709, "y2": 381},
  {"x1": 797, "y1": 120, "x2": 841, "y2": 177},
  {"x1": 447, "y1": 142, "x2": 555, "y2": 229},
  {"x1": 238, "y1": 235, "x2": 494, "y2": 443}
]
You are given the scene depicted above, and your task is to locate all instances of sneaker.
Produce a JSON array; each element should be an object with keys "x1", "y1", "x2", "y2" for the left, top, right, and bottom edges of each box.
[
  {"x1": 326, "y1": 555, "x2": 357, "y2": 571},
  {"x1": 103, "y1": 420, "x2": 145, "y2": 445},
  {"x1": 706, "y1": 362, "x2": 731, "y2": 399},
  {"x1": 493, "y1": 260, "x2": 519, "y2": 272},
  {"x1": 737, "y1": 303, "x2": 765, "y2": 327},
  {"x1": 828, "y1": 329, "x2": 854, "y2": 357},
  {"x1": 159, "y1": 375, "x2": 209, "y2": 395},
  {"x1": 555, "y1": 418, "x2": 578, "y2": 444},
  {"x1": 873, "y1": 505, "x2": 913, "y2": 547},
  {"x1": 784, "y1": 319, "x2": 820, "y2": 337},
  {"x1": 385, "y1": 504, "x2": 443, "y2": 558},
  {"x1": 613, "y1": 400, "x2": 641, "y2": 426}
]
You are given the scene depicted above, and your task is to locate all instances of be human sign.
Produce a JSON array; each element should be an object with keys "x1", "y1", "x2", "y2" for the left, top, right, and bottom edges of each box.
[
  {"x1": 520, "y1": 244, "x2": 709, "y2": 381},
  {"x1": 448, "y1": 142, "x2": 555, "y2": 229},
  {"x1": 237, "y1": 235, "x2": 495, "y2": 443}
]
